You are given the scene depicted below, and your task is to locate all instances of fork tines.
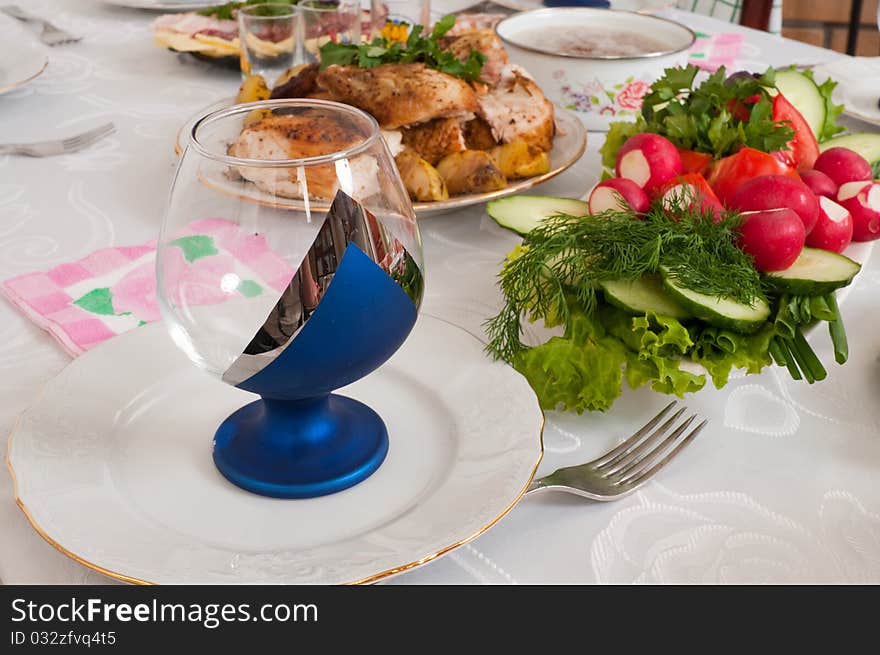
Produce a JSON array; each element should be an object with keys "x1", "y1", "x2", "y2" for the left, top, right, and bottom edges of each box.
[
  {"x1": 595, "y1": 401, "x2": 708, "y2": 488},
  {"x1": 61, "y1": 123, "x2": 116, "y2": 150}
]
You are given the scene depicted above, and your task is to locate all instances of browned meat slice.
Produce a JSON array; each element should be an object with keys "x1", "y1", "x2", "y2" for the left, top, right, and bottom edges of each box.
[
  {"x1": 476, "y1": 65, "x2": 555, "y2": 152},
  {"x1": 441, "y1": 29, "x2": 509, "y2": 86},
  {"x1": 463, "y1": 117, "x2": 498, "y2": 151},
  {"x1": 315, "y1": 63, "x2": 479, "y2": 129},
  {"x1": 270, "y1": 63, "x2": 319, "y2": 99},
  {"x1": 401, "y1": 118, "x2": 467, "y2": 165},
  {"x1": 228, "y1": 109, "x2": 370, "y2": 199}
]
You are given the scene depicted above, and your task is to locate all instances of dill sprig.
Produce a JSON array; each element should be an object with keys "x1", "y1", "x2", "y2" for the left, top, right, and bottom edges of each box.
[{"x1": 485, "y1": 198, "x2": 765, "y2": 363}]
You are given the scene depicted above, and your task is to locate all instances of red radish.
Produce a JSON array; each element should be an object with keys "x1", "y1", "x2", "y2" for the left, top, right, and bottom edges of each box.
[
  {"x1": 728, "y1": 174, "x2": 819, "y2": 235},
  {"x1": 659, "y1": 173, "x2": 724, "y2": 221},
  {"x1": 799, "y1": 169, "x2": 838, "y2": 199},
  {"x1": 837, "y1": 181, "x2": 880, "y2": 241},
  {"x1": 588, "y1": 178, "x2": 650, "y2": 215},
  {"x1": 737, "y1": 208, "x2": 805, "y2": 271},
  {"x1": 806, "y1": 197, "x2": 853, "y2": 253},
  {"x1": 706, "y1": 147, "x2": 799, "y2": 207},
  {"x1": 615, "y1": 133, "x2": 683, "y2": 197},
  {"x1": 813, "y1": 147, "x2": 873, "y2": 187}
]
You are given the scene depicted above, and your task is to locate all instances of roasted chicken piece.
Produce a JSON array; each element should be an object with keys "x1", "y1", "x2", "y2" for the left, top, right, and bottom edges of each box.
[
  {"x1": 395, "y1": 149, "x2": 448, "y2": 202},
  {"x1": 441, "y1": 29, "x2": 509, "y2": 86},
  {"x1": 316, "y1": 63, "x2": 479, "y2": 129},
  {"x1": 270, "y1": 63, "x2": 319, "y2": 99},
  {"x1": 476, "y1": 65, "x2": 555, "y2": 152},
  {"x1": 435, "y1": 150, "x2": 506, "y2": 195},
  {"x1": 463, "y1": 117, "x2": 497, "y2": 150},
  {"x1": 228, "y1": 109, "x2": 371, "y2": 199},
  {"x1": 401, "y1": 118, "x2": 467, "y2": 165}
]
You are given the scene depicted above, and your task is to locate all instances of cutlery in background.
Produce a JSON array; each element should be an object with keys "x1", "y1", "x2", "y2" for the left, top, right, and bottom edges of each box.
[
  {"x1": 1, "y1": 4, "x2": 81, "y2": 46},
  {"x1": 0, "y1": 123, "x2": 116, "y2": 157}
]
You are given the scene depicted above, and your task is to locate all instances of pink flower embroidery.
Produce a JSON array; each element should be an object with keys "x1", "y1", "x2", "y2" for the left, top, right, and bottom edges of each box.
[{"x1": 615, "y1": 81, "x2": 650, "y2": 110}]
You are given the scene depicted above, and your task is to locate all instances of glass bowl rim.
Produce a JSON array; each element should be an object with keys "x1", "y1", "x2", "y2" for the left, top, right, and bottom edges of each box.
[
  {"x1": 237, "y1": 3, "x2": 298, "y2": 19},
  {"x1": 188, "y1": 98, "x2": 384, "y2": 169}
]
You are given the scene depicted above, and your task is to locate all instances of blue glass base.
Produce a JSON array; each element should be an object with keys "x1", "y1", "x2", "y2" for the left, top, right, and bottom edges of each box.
[{"x1": 212, "y1": 394, "x2": 389, "y2": 499}]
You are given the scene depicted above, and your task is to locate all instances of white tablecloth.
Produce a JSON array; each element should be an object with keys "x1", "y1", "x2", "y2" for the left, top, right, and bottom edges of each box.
[{"x1": 2, "y1": 1, "x2": 878, "y2": 585}]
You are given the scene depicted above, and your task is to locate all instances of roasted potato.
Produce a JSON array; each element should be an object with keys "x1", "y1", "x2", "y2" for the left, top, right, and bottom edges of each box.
[
  {"x1": 489, "y1": 141, "x2": 551, "y2": 179},
  {"x1": 435, "y1": 150, "x2": 507, "y2": 196},
  {"x1": 235, "y1": 74, "x2": 271, "y2": 104},
  {"x1": 395, "y1": 149, "x2": 449, "y2": 202},
  {"x1": 463, "y1": 117, "x2": 498, "y2": 151}
]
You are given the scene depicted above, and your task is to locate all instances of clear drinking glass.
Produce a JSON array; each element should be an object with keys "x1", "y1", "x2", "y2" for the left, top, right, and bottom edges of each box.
[
  {"x1": 369, "y1": 0, "x2": 431, "y2": 43},
  {"x1": 238, "y1": 3, "x2": 300, "y2": 81},
  {"x1": 157, "y1": 99, "x2": 424, "y2": 499},
  {"x1": 299, "y1": 1, "x2": 362, "y2": 64}
]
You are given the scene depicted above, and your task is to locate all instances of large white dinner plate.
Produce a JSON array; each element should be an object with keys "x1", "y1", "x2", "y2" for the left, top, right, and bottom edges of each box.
[
  {"x1": 100, "y1": 0, "x2": 217, "y2": 10},
  {"x1": 812, "y1": 58, "x2": 880, "y2": 128},
  {"x1": 6, "y1": 314, "x2": 544, "y2": 585},
  {"x1": 176, "y1": 98, "x2": 587, "y2": 217},
  {"x1": 0, "y1": 17, "x2": 48, "y2": 96}
]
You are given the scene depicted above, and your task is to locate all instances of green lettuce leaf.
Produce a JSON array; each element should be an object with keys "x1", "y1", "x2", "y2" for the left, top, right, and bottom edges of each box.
[
  {"x1": 600, "y1": 119, "x2": 645, "y2": 176},
  {"x1": 514, "y1": 308, "x2": 628, "y2": 413},
  {"x1": 690, "y1": 324, "x2": 775, "y2": 388},
  {"x1": 600, "y1": 306, "x2": 705, "y2": 396}
]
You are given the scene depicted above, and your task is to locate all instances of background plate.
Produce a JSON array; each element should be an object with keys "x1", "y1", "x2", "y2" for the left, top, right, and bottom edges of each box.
[
  {"x1": 0, "y1": 15, "x2": 48, "y2": 95},
  {"x1": 7, "y1": 315, "x2": 544, "y2": 584},
  {"x1": 177, "y1": 100, "x2": 587, "y2": 217},
  {"x1": 101, "y1": 0, "x2": 217, "y2": 10}
]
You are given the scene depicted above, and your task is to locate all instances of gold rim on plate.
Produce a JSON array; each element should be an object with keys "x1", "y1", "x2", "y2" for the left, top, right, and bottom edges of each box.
[{"x1": 5, "y1": 316, "x2": 545, "y2": 586}]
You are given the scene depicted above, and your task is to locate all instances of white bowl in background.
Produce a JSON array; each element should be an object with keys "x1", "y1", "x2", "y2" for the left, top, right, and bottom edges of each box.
[{"x1": 496, "y1": 8, "x2": 696, "y2": 132}]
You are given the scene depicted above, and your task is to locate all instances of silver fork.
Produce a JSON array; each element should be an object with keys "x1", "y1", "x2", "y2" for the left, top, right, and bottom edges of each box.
[
  {"x1": 0, "y1": 123, "x2": 116, "y2": 157},
  {"x1": 526, "y1": 401, "x2": 708, "y2": 501},
  {"x1": 1, "y1": 5, "x2": 81, "y2": 46}
]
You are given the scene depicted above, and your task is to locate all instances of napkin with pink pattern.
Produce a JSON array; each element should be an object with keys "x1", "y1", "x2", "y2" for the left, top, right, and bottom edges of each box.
[
  {"x1": 687, "y1": 31, "x2": 744, "y2": 72},
  {"x1": 1, "y1": 218, "x2": 294, "y2": 357}
]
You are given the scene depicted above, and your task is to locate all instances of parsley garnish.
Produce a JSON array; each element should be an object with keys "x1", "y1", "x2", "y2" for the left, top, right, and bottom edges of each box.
[
  {"x1": 318, "y1": 14, "x2": 487, "y2": 82},
  {"x1": 637, "y1": 64, "x2": 794, "y2": 158}
]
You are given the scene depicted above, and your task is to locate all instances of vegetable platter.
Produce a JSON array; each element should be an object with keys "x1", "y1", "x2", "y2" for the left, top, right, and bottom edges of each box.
[{"x1": 485, "y1": 64, "x2": 877, "y2": 413}]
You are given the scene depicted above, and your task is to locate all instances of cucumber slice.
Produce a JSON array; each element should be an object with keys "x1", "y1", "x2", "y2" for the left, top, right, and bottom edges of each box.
[
  {"x1": 775, "y1": 70, "x2": 825, "y2": 141},
  {"x1": 487, "y1": 195, "x2": 590, "y2": 236},
  {"x1": 764, "y1": 247, "x2": 861, "y2": 295},
  {"x1": 660, "y1": 267, "x2": 770, "y2": 334},
  {"x1": 600, "y1": 275, "x2": 691, "y2": 320},
  {"x1": 819, "y1": 133, "x2": 880, "y2": 169}
]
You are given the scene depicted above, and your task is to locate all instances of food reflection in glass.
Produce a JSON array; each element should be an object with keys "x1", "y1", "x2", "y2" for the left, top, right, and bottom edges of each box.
[
  {"x1": 157, "y1": 99, "x2": 423, "y2": 499},
  {"x1": 238, "y1": 2, "x2": 300, "y2": 81},
  {"x1": 299, "y1": 0, "x2": 362, "y2": 64}
]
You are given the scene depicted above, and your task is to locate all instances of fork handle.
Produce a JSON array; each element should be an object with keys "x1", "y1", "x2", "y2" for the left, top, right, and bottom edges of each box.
[{"x1": 524, "y1": 477, "x2": 547, "y2": 495}]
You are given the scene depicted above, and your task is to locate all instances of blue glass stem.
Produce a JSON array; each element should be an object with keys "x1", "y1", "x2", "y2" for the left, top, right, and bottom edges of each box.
[{"x1": 212, "y1": 394, "x2": 389, "y2": 499}]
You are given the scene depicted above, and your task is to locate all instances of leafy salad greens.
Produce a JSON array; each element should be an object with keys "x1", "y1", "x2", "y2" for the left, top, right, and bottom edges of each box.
[
  {"x1": 485, "y1": 199, "x2": 852, "y2": 413},
  {"x1": 319, "y1": 14, "x2": 487, "y2": 82},
  {"x1": 599, "y1": 64, "x2": 845, "y2": 173}
]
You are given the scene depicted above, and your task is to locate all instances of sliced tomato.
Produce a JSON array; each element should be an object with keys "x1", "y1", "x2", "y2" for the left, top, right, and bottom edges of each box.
[
  {"x1": 772, "y1": 93, "x2": 820, "y2": 171},
  {"x1": 678, "y1": 150, "x2": 714, "y2": 176},
  {"x1": 706, "y1": 147, "x2": 799, "y2": 207},
  {"x1": 659, "y1": 173, "x2": 724, "y2": 221}
]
